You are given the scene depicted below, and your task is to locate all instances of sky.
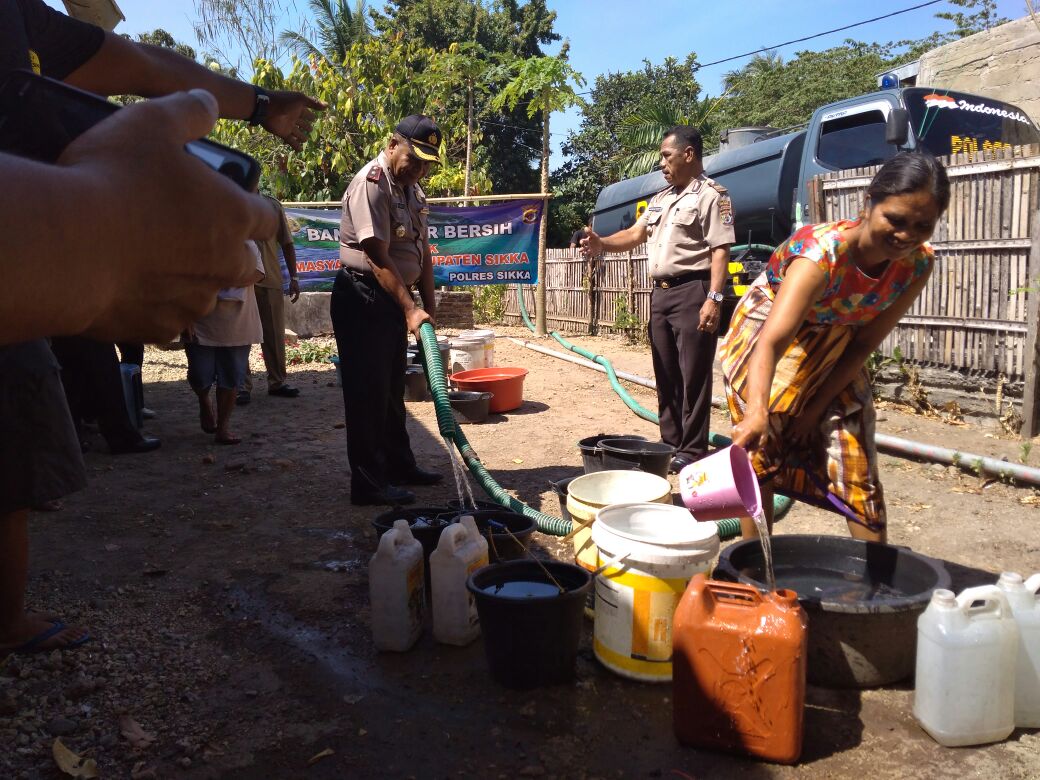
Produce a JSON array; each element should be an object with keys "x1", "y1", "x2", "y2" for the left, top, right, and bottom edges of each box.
[{"x1": 46, "y1": 0, "x2": 1031, "y2": 168}]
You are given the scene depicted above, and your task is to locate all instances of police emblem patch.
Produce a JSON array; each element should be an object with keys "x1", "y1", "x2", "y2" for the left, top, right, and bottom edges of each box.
[
  {"x1": 428, "y1": 133, "x2": 438, "y2": 145},
  {"x1": 367, "y1": 165, "x2": 383, "y2": 182},
  {"x1": 718, "y1": 195, "x2": 734, "y2": 225},
  {"x1": 395, "y1": 224, "x2": 407, "y2": 237}
]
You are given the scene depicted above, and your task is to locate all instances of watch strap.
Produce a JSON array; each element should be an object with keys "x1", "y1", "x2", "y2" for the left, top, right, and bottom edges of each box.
[{"x1": 248, "y1": 86, "x2": 270, "y2": 126}]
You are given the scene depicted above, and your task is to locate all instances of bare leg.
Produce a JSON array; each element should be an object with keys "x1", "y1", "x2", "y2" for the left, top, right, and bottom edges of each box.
[
  {"x1": 739, "y1": 484, "x2": 774, "y2": 538},
  {"x1": 0, "y1": 509, "x2": 88, "y2": 653},
  {"x1": 195, "y1": 386, "x2": 216, "y2": 433},
  {"x1": 214, "y1": 387, "x2": 240, "y2": 444},
  {"x1": 848, "y1": 518, "x2": 885, "y2": 544}
]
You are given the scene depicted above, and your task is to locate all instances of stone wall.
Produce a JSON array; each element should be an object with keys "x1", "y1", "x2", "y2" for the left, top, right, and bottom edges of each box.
[
  {"x1": 285, "y1": 290, "x2": 473, "y2": 337},
  {"x1": 918, "y1": 16, "x2": 1040, "y2": 123}
]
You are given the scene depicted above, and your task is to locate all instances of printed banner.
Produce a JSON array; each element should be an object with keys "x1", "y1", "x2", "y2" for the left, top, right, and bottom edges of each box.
[
  {"x1": 428, "y1": 199, "x2": 541, "y2": 286},
  {"x1": 280, "y1": 199, "x2": 541, "y2": 291}
]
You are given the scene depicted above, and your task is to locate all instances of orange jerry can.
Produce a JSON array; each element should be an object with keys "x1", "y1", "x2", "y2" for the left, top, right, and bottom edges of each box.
[{"x1": 672, "y1": 574, "x2": 808, "y2": 764}]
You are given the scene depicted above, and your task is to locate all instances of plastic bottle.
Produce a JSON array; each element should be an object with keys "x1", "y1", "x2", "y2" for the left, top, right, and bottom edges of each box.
[
  {"x1": 996, "y1": 572, "x2": 1040, "y2": 728},
  {"x1": 368, "y1": 519, "x2": 425, "y2": 652},
  {"x1": 672, "y1": 573, "x2": 808, "y2": 764},
  {"x1": 913, "y1": 586, "x2": 1018, "y2": 746},
  {"x1": 430, "y1": 515, "x2": 488, "y2": 646}
]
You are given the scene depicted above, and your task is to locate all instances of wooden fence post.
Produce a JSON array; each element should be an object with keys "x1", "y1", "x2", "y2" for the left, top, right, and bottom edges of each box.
[
  {"x1": 1022, "y1": 210, "x2": 1040, "y2": 437},
  {"x1": 587, "y1": 252, "x2": 597, "y2": 335}
]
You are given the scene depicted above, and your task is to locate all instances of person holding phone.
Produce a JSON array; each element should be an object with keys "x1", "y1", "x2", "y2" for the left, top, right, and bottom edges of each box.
[{"x1": 0, "y1": 0, "x2": 324, "y2": 656}]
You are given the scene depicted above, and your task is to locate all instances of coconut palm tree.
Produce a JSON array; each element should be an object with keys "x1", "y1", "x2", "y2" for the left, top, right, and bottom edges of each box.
[{"x1": 280, "y1": 0, "x2": 371, "y2": 65}]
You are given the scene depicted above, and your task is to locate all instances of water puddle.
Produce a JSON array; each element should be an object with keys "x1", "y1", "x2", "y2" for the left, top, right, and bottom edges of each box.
[{"x1": 318, "y1": 559, "x2": 364, "y2": 572}]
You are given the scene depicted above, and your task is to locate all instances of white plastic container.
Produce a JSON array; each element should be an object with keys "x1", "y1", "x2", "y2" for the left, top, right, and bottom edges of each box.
[
  {"x1": 996, "y1": 572, "x2": 1040, "y2": 727},
  {"x1": 591, "y1": 502, "x2": 719, "y2": 682},
  {"x1": 913, "y1": 585, "x2": 1019, "y2": 746},
  {"x1": 368, "y1": 519, "x2": 425, "y2": 652},
  {"x1": 449, "y1": 331, "x2": 495, "y2": 375},
  {"x1": 430, "y1": 515, "x2": 488, "y2": 646}
]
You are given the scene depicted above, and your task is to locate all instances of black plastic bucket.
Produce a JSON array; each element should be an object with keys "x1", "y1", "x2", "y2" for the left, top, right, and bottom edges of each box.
[
  {"x1": 445, "y1": 498, "x2": 501, "y2": 513},
  {"x1": 550, "y1": 476, "x2": 579, "y2": 523},
  {"x1": 599, "y1": 438, "x2": 675, "y2": 479},
  {"x1": 448, "y1": 510, "x2": 536, "y2": 562},
  {"x1": 714, "y1": 534, "x2": 951, "y2": 688},
  {"x1": 372, "y1": 506, "x2": 453, "y2": 563},
  {"x1": 467, "y1": 560, "x2": 592, "y2": 689},
  {"x1": 577, "y1": 433, "x2": 646, "y2": 474}
]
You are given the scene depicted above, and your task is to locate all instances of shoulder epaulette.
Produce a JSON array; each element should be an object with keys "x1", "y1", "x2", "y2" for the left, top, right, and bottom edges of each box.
[
  {"x1": 707, "y1": 180, "x2": 728, "y2": 195},
  {"x1": 367, "y1": 165, "x2": 383, "y2": 183}
]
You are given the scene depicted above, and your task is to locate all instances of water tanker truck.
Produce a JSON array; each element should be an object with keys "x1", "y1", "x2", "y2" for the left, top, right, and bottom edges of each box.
[{"x1": 591, "y1": 86, "x2": 1040, "y2": 298}]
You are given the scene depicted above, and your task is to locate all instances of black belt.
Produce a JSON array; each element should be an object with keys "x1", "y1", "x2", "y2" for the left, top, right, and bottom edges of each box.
[
  {"x1": 341, "y1": 267, "x2": 374, "y2": 281},
  {"x1": 652, "y1": 270, "x2": 710, "y2": 289}
]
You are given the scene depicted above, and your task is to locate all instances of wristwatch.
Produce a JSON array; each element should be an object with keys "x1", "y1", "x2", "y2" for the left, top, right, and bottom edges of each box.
[
  {"x1": 248, "y1": 85, "x2": 270, "y2": 126},
  {"x1": 706, "y1": 290, "x2": 724, "y2": 303}
]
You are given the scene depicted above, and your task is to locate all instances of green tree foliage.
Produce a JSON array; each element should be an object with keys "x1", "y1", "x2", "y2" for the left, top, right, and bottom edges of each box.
[
  {"x1": 371, "y1": 0, "x2": 560, "y2": 193},
  {"x1": 717, "y1": 42, "x2": 895, "y2": 131},
  {"x1": 554, "y1": 1, "x2": 1013, "y2": 244},
  {"x1": 193, "y1": 0, "x2": 295, "y2": 74},
  {"x1": 279, "y1": 0, "x2": 372, "y2": 66},
  {"x1": 208, "y1": 35, "x2": 488, "y2": 201},
  {"x1": 125, "y1": 28, "x2": 198, "y2": 60},
  {"x1": 549, "y1": 55, "x2": 703, "y2": 245},
  {"x1": 936, "y1": 0, "x2": 1009, "y2": 38}
]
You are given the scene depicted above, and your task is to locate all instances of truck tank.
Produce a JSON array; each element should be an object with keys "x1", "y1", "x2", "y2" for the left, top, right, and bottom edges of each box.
[{"x1": 591, "y1": 129, "x2": 806, "y2": 247}]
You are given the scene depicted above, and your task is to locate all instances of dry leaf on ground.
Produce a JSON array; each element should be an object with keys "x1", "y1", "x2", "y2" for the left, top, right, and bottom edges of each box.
[
  {"x1": 119, "y1": 715, "x2": 156, "y2": 749},
  {"x1": 52, "y1": 738, "x2": 99, "y2": 779},
  {"x1": 307, "y1": 748, "x2": 335, "y2": 765}
]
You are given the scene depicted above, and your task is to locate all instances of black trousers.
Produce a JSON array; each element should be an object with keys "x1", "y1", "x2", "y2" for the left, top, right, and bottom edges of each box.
[
  {"x1": 116, "y1": 343, "x2": 144, "y2": 366},
  {"x1": 50, "y1": 337, "x2": 139, "y2": 447},
  {"x1": 330, "y1": 269, "x2": 417, "y2": 494},
  {"x1": 649, "y1": 279, "x2": 717, "y2": 460}
]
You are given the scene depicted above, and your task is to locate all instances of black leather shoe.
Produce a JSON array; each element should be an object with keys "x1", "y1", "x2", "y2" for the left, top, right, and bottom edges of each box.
[
  {"x1": 141, "y1": 407, "x2": 157, "y2": 420},
  {"x1": 669, "y1": 455, "x2": 695, "y2": 475},
  {"x1": 109, "y1": 435, "x2": 162, "y2": 455},
  {"x1": 268, "y1": 385, "x2": 300, "y2": 398},
  {"x1": 236, "y1": 391, "x2": 251, "y2": 406},
  {"x1": 350, "y1": 484, "x2": 416, "y2": 506},
  {"x1": 388, "y1": 467, "x2": 444, "y2": 486}
]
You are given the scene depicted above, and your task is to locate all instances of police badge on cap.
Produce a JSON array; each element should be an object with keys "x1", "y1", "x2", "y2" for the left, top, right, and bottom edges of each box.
[{"x1": 395, "y1": 115, "x2": 442, "y2": 162}]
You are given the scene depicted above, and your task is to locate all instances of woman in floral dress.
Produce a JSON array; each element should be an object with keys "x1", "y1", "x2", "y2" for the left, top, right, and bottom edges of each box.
[{"x1": 723, "y1": 153, "x2": 950, "y2": 542}]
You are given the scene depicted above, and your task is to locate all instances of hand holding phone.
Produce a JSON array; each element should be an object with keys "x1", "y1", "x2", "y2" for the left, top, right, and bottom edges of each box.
[
  {"x1": 0, "y1": 81, "x2": 281, "y2": 344},
  {"x1": 0, "y1": 70, "x2": 260, "y2": 189}
]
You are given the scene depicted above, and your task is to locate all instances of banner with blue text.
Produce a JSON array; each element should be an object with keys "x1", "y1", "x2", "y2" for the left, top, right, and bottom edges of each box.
[{"x1": 281, "y1": 199, "x2": 541, "y2": 291}]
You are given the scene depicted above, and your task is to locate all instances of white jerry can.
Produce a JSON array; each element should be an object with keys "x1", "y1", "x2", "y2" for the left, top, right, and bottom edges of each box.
[
  {"x1": 996, "y1": 572, "x2": 1040, "y2": 728},
  {"x1": 430, "y1": 515, "x2": 488, "y2": 646},
  {"x1": 368, "y1": 519, "x2": 425, "y2": 652}
]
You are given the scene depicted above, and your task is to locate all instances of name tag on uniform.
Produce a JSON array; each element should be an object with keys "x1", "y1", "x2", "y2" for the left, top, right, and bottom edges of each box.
[{"x1": 648, "y1": 205, "x2": 663, "y2": 212}]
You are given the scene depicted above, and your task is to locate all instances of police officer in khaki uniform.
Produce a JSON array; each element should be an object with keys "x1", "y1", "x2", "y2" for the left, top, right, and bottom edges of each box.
[
  {"x1": 583, "y1": 126, "x2": 734, "y2": 472},
  {"x1": 332, "y1": 115, "x2": 444, "y2": 506}
]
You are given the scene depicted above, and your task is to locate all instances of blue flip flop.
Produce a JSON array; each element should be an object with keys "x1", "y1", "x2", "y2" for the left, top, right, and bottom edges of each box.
[{"x1": 10, "y1": 620, "x2": 91, "y2": 655}]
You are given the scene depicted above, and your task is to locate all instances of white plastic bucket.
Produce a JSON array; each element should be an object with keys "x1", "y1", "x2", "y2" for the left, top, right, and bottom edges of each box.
[
  {"x1": 592, "y1": 503, "x2": 719, "y2": 682},
  {"x1": 451, "y1": 330, "x2": 495, "y2": 374}
]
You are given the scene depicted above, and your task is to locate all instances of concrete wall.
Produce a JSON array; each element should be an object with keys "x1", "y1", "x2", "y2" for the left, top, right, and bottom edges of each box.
[
  {"x1": 918, "y1": 16, "x2": 1040, "y2": 123},
  {"x1": 285, "y1": 290, "x2": 474, "y2": 337}
]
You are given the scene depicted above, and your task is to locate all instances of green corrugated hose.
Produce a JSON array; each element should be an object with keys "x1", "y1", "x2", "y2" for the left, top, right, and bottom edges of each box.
[{"x1": 419, "y1": 323, "x2": 571, "y2": 536}]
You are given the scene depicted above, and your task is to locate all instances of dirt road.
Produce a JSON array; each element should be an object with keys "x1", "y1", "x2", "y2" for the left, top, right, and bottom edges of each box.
[{"x1": 2, "y1": 327, "x2": 1038, "y2": 778}]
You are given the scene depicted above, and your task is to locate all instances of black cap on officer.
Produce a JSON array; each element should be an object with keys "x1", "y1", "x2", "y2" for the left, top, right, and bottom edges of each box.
[{"x1": 395, "y1": 115, "x2": 442, "y2": 162}]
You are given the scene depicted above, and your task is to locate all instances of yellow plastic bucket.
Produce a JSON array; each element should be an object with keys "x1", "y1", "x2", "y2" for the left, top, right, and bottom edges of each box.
[
  {"x1": 565, "y1": 470, "x2": 672, "y2": 616},
  {"x1": 592, "y1": 503, "x2": 719, "y2": 682}
]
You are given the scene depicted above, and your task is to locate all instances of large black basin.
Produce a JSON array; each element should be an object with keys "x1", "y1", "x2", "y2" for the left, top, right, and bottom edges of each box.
[{"x1": 714, "y1": 534, "x2": 951, "y2": 688}]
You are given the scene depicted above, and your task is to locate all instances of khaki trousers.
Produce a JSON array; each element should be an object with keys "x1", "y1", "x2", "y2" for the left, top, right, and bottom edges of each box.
[{"x1": 244, "y1": 285, "x2": 286, "y2": 392}]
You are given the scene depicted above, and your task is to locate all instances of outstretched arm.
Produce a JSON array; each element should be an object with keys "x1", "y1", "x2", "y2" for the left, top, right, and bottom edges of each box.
[{"x1": 64, "y1": 33, "x2": 325, "y2": 149}]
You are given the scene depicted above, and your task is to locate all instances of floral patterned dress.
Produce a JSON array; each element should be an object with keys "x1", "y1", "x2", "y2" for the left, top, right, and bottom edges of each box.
[{"x1": 718, "y1": 219, "x2": 934, "y2": 532}]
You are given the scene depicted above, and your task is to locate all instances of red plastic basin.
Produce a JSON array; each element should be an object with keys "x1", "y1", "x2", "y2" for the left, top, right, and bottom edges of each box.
[{"x1": 449, "y1": 367, "x2": 528, "y2": 413}]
